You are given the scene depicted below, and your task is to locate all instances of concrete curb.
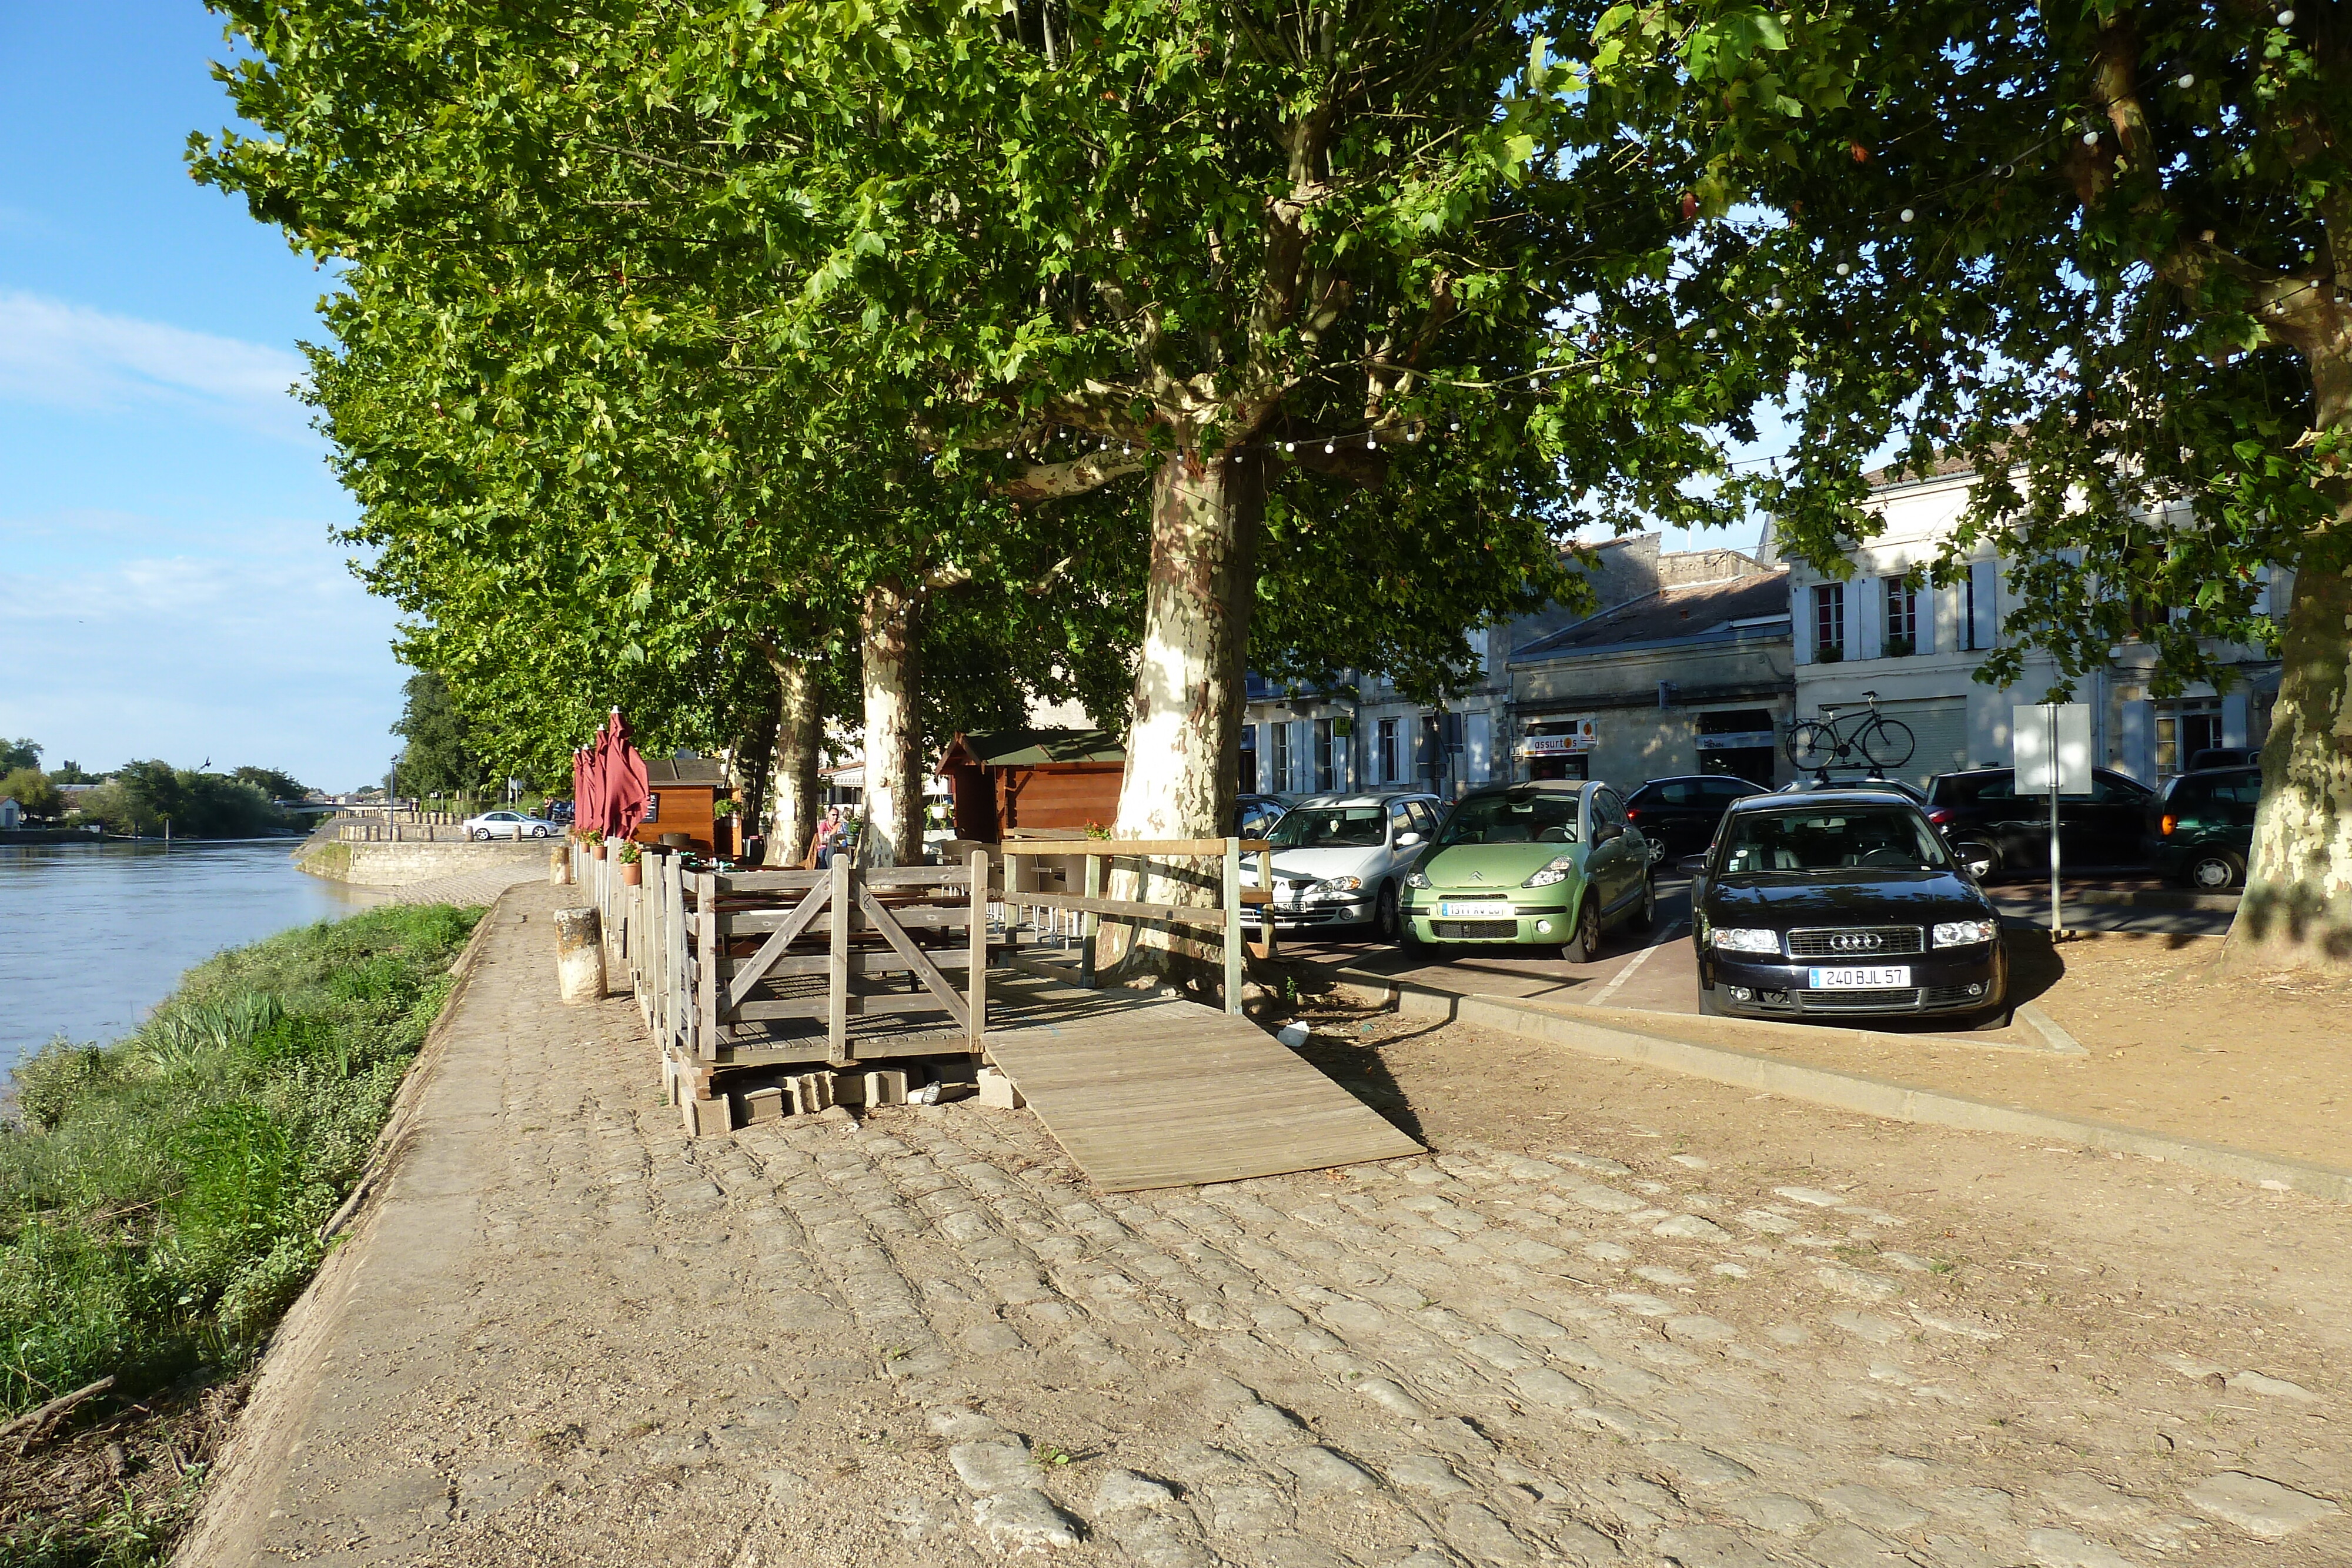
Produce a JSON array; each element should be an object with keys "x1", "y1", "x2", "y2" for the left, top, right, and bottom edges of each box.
[
  {"x1": 2073, "y1": 887, "x2": 2241, "y2": 912},
  {"x1": 1318, "y1": 968, "x2": 2352, "y2": 1204},
  {"x1": 2014, "y1": 1001, "x2": 2089, "y2": 1058}
]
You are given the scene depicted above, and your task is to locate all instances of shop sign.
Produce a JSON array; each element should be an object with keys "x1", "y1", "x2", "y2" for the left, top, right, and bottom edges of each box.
[{"x1": 1520, "y1": 717, "x2": 1596, "y2": 755}]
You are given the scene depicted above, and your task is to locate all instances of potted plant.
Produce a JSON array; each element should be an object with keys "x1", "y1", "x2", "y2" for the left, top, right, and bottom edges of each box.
[
  {"x1": 586, "y1": 829, "x2": 607, "y2": 859},
  {"x1": 617, "y1": 838, "x2": 643, "y2": 884},
  {"x1": 1882, "y1": 634, "x2": 1916, "y2": 658}
]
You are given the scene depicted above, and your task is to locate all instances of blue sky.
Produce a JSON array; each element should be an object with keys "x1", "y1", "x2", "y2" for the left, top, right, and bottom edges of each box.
[{"x1": 0, "y1": 4, "x2": 403, "y2": 793}]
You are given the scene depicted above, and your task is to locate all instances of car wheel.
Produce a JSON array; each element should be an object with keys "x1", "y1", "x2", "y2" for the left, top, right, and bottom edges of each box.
[
  {"x1": 1373, "y1": 881, "x2": 1401, "y2": 942},
  {"x1": 532, "y1": 824, "x2": 549, "y2": 838},
  {"x1": 1952, "y1": 837, "x2": 2000, "y2": 883},
  {"x1": 2185, "y1": 850, "x2": 2244, "y2": 891},
  {"x1": 1560, "y1": 896, "x2": 1603, "y2": 964},
  {"x1": 472, "y1": 827, "x2": 489, "y2": 841},
  {"x1": 1625, "y1": 875, "x2": 1658, "y2": 934}
]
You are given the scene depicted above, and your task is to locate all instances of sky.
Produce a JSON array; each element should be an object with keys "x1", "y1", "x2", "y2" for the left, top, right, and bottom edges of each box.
[{"x1": 0, "y1": 5, "x2": 404, "y2": 794}]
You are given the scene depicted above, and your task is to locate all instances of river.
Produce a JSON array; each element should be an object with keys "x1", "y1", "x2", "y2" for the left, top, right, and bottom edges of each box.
[{"x1": 0, "y1": 839, "x2": 382, "y2": 1070}]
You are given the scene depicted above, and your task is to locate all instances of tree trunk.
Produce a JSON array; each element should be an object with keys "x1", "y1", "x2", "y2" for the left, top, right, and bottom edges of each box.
[
  {"x1": 860, "y1": 577, "x2": 925, "y2": 868},
  {"x1": 2225, "y1": 557, "x2": 2352, "y2": 971},
  {"x1": 1095, "y1": 453, "x2": 1264, "y2": 987},
  {"x1": 765, "y1": 656, "x2": 823, "y2": 868}
]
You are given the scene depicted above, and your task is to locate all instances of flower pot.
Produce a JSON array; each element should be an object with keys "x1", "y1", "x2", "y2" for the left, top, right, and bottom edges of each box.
[
  {"x1": 593, "y1": 843, "x2": 608, "y2": 860},
  {"x1": 621, "y1": 860, "x2": 642, "y2": 886}
]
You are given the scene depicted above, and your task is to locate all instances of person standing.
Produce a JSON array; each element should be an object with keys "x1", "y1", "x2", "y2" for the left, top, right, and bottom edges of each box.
[{"x1": 813, "y1": 805, "x2": 843, "y2": 867}]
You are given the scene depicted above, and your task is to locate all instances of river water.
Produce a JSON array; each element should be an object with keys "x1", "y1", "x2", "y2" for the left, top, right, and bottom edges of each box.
[{"x1": 0, "y1": 840, "x2": 382, "y2": 1070}]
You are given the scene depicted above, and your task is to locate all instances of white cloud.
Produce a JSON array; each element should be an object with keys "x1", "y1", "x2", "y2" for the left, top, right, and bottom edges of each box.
[{"x1": 0, "y1": 290, "x2": 313, "y2": 440}]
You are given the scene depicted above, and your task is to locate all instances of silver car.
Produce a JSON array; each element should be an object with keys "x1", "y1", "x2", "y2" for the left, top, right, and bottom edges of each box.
[
  {"x1": 461, "y1": 809, "x2": 557, "y2": 840},
  {"x1": 1240, "y1": 791, "x2": 1445, "y2": 941}
]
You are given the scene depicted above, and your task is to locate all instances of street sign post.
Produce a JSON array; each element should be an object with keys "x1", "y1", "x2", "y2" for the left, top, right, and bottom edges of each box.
[{"x1": 2013, "y1": 703, "x2": 2092, "y2": 934}]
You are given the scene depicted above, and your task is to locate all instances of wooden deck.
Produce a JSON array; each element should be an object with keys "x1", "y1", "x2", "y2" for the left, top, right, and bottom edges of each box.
[{"x1": 981, "y1": 972, "x2": 1424, "y2": 1192}]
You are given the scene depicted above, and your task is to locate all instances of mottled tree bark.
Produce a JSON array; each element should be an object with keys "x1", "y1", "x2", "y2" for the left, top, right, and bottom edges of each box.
[
  {"x1": 764, "y1": 656, "x2": 823, "y2": 868},
  {"x1": 2227, "y1": 557, "x2": 2352, "y2": 971},
  {"x1": 860, "y1": 577, "x2": 925, "y2": 869},
  {"x1": 1095, "y1": 453, "x2": 1263, "y2": 985}
]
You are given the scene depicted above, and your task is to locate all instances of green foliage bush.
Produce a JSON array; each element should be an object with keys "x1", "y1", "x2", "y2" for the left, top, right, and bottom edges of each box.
[{"x1": 0, "y1": 904, "x2": 477, "y2": 1417}]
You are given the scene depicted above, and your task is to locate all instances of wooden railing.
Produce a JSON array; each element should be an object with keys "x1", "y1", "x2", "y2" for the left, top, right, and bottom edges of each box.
[
  {"x1": 994, "y1": 837, "x2": 1275, "y2": 1016},
  {"x1": 570, "y1": 842, "x2": 993, "y2": 1133}
]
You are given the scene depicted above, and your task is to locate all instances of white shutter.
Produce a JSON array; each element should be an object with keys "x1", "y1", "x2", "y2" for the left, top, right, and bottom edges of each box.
[
  {"x1": 1792, "y1": 577, "x2": 1813, "y2": 663},
  {"x1": 1970, "y1": 560, "x2": 1999, "y2": 650},
  {"x1": 1465, "y1": 713, "x2": 1492, "y2": 783},
  {"x1": 2119, "y1": 701, "x2": 2154, "y2": 785}
]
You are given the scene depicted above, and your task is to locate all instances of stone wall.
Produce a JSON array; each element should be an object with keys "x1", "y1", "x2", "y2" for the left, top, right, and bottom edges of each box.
[{"x1": 296, "y1": 837, "x2": 550, "y2": 888}]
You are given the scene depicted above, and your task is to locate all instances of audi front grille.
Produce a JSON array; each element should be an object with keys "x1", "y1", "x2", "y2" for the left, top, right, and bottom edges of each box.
[{"x1": 1785, "y1": 925, "x2": 1926, "y2": 958}]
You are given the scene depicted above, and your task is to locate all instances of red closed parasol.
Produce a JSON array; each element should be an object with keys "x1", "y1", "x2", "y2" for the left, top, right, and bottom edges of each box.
[
  {"x1": 607, "y1": 708, "x2": 651, "y2": 840},
  {"x1": 570, "y1": 747, "x2": 586, "y2": 828},
  {"x1": 584, "y1": 720, "x2": 611, "y2": 838}
]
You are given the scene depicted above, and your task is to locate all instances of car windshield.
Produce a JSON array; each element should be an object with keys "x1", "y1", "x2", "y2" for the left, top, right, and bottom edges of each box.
[
  {"x1": 1436, "y1": 793, "x2": 1579, "y2": 848},
  {"x1": 1719, "y1": 806, "x2": 1950, "y2": 875},
  {"x1": 1267, "y1": 806, "x2": 1387, "y2": 849}
]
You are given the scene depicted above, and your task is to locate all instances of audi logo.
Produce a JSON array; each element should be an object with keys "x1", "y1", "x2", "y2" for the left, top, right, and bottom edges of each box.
[{"x1": 1830, "y1": 932, "x2": 1884, "y2": 953}]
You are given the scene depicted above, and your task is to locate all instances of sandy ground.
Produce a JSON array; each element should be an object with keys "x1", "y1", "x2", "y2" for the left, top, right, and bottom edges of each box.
[{"x1": 175, "y1": 881, "x2": 2350, "y2": 1568}]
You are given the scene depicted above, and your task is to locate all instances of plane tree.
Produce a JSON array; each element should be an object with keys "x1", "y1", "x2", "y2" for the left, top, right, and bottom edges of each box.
[{"x1": 1593, "y1": 0, "x2": 2352, "y2": 968}]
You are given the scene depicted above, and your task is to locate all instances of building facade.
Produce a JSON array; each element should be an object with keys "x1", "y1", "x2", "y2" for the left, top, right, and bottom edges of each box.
[{"x1": 1782, "y1": 464, "x2": 2290, "y2": 790}]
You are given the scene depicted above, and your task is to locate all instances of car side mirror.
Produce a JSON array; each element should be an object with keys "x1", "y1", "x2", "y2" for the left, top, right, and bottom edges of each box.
[
  {"x1": 1395, "y1": 831, "x2": 1422, "y2": 848},
  {"x1": 1593, "y1": 821, "x2": 1623, "y2": 844},
  {"x1": 1677, "y1": 854, "x2": 1708, "y2": 874}
]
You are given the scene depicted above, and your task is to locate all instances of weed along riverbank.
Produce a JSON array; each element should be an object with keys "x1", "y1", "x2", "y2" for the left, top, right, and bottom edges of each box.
[{"x1": 0, "y1": 902, "x2": 483, "y2": 1564}]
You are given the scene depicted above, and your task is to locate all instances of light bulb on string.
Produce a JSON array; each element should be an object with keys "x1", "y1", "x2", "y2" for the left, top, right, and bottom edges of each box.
[
  {"x1": 1899, "y1": 207, "x2": 1915, "y2": 223},
  {"x1": 1448, "y1": 419, "x2": 1460, "y2": 433},
  {"x1": 1704, "y1": 327, "x2": 1719, "y2": 340},
  {"x1": 2177, "y1": 72, "x2": 2194, "y2": 88},
  {"x1": 1645, "y1": 352, "x2": 1658, "y2": 365},
  {"x1": 2277, "y1": 8, "x2": 2293, "y2": 23},
  {"x1": 1365, "y1": 435, "x2": 1377, "y2": 450},
  {"x1": 1284, "y1": 440, "x2": 1296, "y2": 454},
  {"x1": 1324, "y1": 440, "x2": 1335, "y2": 454},
  {"x1": 1408, "y1": 427, "x2": 1421, "y2": 443},
  {"x1": 2082, "y1": 130, "x2": 2099, "y2": 145},
  {"x1": 1835, "y1": 262, "x2": 1851, "y2": 277}
]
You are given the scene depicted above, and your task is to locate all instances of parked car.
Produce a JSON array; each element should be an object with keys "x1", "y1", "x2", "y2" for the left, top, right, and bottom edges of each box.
[
  {"x1": 462, "y1": 809, "x2": 558, "y2": 840},
  {"x1": 1625, "y1": 774, "x2": 1773, "y2": 858},
  {"x1": 2186, "y1": 746, "x2": 2261, "y2": 772},
  {"x1": 1232, "y1": 794, "x2": 1288, "y2": 840},
  {"x1": 1241, "y1": 791, "x2": 1442, "y2": 939},
  {"x1": 1923, "y1": 766, "x2": 2155, "y2": 881},
  {"x1": 546, "y1": 800, "x2": 576, "y2": 825},
  {"x1": 1398, "y1": 780, "x2": 1653, "y2": 961},
  {"x1": 1691, "y1": 789, "x2": 2007, "y2": 1022},
  {"x1": 2143, "y1": 764, "x2": 2259, "y2": 890}
]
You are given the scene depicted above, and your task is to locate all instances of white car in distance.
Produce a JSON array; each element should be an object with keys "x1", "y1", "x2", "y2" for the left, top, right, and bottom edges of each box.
[
  {"x1": 1241, "y1": 791, "x2": 1445, "y2": 941},
  {"x1": 462, "y1": 810, "x2": 558, "y2": 840}
]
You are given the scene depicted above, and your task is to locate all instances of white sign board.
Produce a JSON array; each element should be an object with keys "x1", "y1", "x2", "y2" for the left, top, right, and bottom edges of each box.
[
  {"x1": 1520, "y1": 717, "x2": 1596, "y2": 756},
  {"x1": 2013, "y1": 703, "x2": 2092, "y2": 795}
]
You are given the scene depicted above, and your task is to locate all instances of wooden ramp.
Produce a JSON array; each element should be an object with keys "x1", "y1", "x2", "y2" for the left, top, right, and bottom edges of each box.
[{"x1": 981, "y1": 972, "x2": 1424, "y2": 1192}]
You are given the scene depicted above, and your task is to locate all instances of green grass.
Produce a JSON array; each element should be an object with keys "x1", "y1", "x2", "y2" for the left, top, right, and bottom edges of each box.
[{"x1": 0, "y1": 904, "x2": 479, "y2": 1565}]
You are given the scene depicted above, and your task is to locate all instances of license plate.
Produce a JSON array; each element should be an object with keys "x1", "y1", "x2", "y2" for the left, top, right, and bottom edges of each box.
[
  {"x1": 1807, "y1": 965, "x2": 1912, "y2": 989},
  {"x1": 1438, "y1": 900, "x2": 1515, "y2": 919}
]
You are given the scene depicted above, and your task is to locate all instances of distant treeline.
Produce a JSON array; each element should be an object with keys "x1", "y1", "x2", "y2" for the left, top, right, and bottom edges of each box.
[{"x1": 2, "y1": 740, "x2": 316, "y2": 838}]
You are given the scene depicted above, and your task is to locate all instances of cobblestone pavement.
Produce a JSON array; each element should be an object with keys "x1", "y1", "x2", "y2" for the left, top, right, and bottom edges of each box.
[
  {"x1": 190, "y1": 884, "x2": 2347, "y2": 1567},
  {"x1": 382, "y1": 859, "x2": 557, "y2": 907}
]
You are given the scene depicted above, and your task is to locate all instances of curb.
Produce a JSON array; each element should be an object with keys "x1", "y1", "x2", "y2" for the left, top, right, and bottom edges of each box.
[
  {"x1": 2073, "y1": 887, "x2": 2241, "y2": 912},
  {"x1": 1317, "y1": 967, "x2": 2352, "y2": 1204}
]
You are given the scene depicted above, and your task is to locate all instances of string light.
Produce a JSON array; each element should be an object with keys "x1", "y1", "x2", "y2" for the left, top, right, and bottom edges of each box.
[
  {"x1": 1365, "y1": 435, "x2": 1377, "y2": 450},
  {"x1": 2277, "y1": 8, "x2": 2293, "y2": 23},
  {"x1": 1899, "y1": 207, "x2": 1915, "y2": 223},
  {"x1": 2082, "y1": 130, "x2": 2100, "y2": 145},
  {"x1": 1324, "y1": 440, "x2": 1335, "y2": 454},
  {"x1": 1284, "y1": 440, "x2": 1296, "y2": 453},
  {"x1": 1407, "y1": 428, "x2": 1421, "y2": 443},
  {"x1": 1644, "y1": 352, "x2": 1658, "y2": 364},
  {"x1": 2177, "y1": 72, "x2": 2195, "y2": 88},
  {"x1": 1704, "y1": 327, "x2": 1719, "y2": 340},
  {"x1": 1835, "y1": 262, "x2": 1851, "y2": 277},
  {"x1": 1448, "y1": 419, "x2": 1460, "y2": 433}
]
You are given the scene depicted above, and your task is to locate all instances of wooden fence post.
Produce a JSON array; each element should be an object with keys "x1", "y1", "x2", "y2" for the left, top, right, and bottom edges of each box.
[
  {"x1": 695, "y1": 870, "x2": 719, "y2": 1057},
  {"x1": 827, "y1": 854, "x2": 851, "y2": 1064},
  {"x1": 1223, "y1": 836, "x2": 1244, "y2": 1015},
  {"x1": 1257, "y1": 844, "x2": 1277, "y2": 961},
  {"x1": 967, "y1": 848, "x2": 989, "y2": 1056},
  {"x1": 1078, "y1": 852, "x2": 1101, "y2": 988},
  {"x1": 1004, "y1": 852, "x2": 1024, "y2": 954}
]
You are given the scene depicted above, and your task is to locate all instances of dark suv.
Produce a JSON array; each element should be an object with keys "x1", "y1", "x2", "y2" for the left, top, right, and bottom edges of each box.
[
  {"x1": 1924, "y1": 767, "x2": 2155, "y2": 882},
  {"x1": 1624, "y1": 775, "x2": 1770, "y2": 859},
  {"x1": 2144, "y1": 765, "x2": 2259, "y2": 890},
  {"x1": 1691, "y1": 789, "x2": 2006, "y2": 1021}
]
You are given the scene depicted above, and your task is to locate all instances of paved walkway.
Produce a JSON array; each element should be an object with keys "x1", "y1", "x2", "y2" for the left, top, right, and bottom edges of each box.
[
  {"x1": 182, "y1": 882, "x2": 2349, "y2": 1567},
  {"x1": 381, "y1": 858, "x2": 557, "y2": 907}
]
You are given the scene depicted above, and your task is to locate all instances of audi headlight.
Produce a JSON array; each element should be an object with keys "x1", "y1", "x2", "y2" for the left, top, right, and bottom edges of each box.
[
  {"x1": 1404, "y1": 871, "x2": 1431, "y2": 889},
  {"x1": 1311, "y1": 876, "x2": 1362, "y2": 897},
  {"x1": 1522, "y1": 854, "x2": 1578, "y2": 888},
  {"x1": 1932, "y1": 918, "x2": 1998, "y2": 948},
  {"x1": 1710, "y1": 928, "x2": 1782, "y2": 955}
]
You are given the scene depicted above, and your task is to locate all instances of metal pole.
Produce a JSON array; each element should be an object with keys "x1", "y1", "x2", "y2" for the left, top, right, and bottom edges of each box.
[{"x1": 2047, "y1": 705, "x2": 2063, "y2": 935}]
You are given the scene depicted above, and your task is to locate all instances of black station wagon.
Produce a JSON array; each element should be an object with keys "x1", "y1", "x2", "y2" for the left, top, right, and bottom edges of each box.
[{"x1": 1691, "y1": 788, "x2": 2007, "y2": 1022}]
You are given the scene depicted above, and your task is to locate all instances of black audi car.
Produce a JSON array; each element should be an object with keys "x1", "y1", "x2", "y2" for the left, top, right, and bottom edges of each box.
[{"x1": 1690, "y1": 789, "x2": 2007, "y2": 1021}]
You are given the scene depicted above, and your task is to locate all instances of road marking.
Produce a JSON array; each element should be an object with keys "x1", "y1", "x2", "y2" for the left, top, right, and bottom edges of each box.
[{"x1": 1587, "y1": 924, "x2": 1685, "y2": 1008}]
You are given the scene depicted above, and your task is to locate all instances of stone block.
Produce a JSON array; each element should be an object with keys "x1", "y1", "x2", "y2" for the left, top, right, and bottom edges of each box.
[
  {"x1": 976, "y1": 1067, "x2": 1025, "y2": 1109},
  {"x1": 685, "y1": 1093, "x2": 734, "y2": 1137},
  {"x1": 793, "y1": 1072, "x2": 834, "y2": 1112},
  {"x1": 740, "y1": 1086, "x2": 787, "y2": 1125},
  {"x1": 863, "y1": 1069, "x2": 909, "y2": 1107},
  {"x1": 553, "y1": 907, "x2": 604, "y2": 1004}
]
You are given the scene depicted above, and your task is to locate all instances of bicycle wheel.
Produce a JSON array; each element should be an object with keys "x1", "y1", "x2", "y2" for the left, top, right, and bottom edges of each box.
[
  {"x1": 1858, "y1": 716, "x2": 1915, "y2": 769},
  {"x1": 1786, "y1": 720, "x2": 1838, "y2": 770}
]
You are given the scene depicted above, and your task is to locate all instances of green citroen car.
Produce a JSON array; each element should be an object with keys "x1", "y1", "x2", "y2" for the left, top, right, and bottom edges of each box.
[{"x1": 1400, "y1": 780, "x2": 1656, "y2": 961}]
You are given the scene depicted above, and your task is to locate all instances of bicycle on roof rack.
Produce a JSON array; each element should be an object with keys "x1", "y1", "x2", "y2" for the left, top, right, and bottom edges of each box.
[{"x1": 1784, "y1": 690, "x2": 1916, "y2": 773}]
